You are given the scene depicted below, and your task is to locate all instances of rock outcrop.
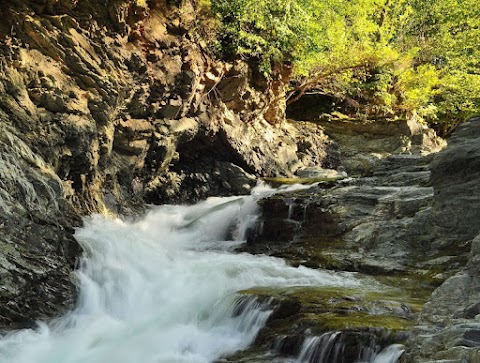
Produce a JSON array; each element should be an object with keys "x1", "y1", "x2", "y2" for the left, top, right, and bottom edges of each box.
[
  {"x1": 314, "y1": 117, "x2": 446, "y2": 176},
  {"x1": 405, "y1": 117, "x2": 480, "y2": 362},
  {"x1": 0, "y1": 122, "x2": 79, "y2": 329},
  {"x1": 245, "y1": 118, "x2": 448, "y2": 277}
]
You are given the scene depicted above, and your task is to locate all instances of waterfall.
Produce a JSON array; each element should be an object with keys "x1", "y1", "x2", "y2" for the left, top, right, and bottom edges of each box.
[
  {"x1": 297, "y1": 332, "x2": 342, "y2": 363},
  {"x1": 0, "y1": 184, "x2": 366, "y2": 363},
  {"x1": 372, "y1": 344, "x2": 405, "y2": 363},
  {"x1": 295, "y1": 333, "x2": 404, "y2": 363}
]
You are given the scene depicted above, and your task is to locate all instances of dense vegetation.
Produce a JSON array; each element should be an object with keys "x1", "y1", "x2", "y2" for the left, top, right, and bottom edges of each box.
[{"x1": 198, "y1": 0, "x2": 480, "y2": 134}]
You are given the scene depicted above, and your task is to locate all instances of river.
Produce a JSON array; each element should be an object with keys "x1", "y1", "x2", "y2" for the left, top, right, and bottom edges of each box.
[{"x1": 0, "y1": 184, "x2": 403, "y2": 363}]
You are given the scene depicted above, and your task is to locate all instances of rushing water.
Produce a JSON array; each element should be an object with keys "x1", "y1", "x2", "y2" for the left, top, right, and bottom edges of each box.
[
  {"x1": 294, "y1": 333, "x2": 405, "y2": 363},
  {"x1": 0, "y1": 184, "x2": 400, "y2": 363},
  {"x1": 297, "y1": 332, "x2": 342, "y2": 363}
]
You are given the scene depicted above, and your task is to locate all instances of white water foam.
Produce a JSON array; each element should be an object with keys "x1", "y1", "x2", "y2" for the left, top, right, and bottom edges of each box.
[
  {"x1": 295, "y1": 334, "x2": 404, "y2": 363},
  {"x1": 0, "y1": 184, "x2": 366, "y2": 363},
  {"x1": 372, "y1": 344, "x2": 405, "y2": 363},
  {"x1": 297, "y1": 332, "x2": 342, "y2": 363}
]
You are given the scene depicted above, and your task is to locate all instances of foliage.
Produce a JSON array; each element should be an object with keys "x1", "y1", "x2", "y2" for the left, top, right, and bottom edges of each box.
[
  {"x1": 203, "y1": 0, "x2": 308, "y2": 74},
  {"x1": 400, "y1": 0, "x2": 480, "y2": 132},
  {"x1": 197, "y1": 0, "x2": 480, "y2": 133}
]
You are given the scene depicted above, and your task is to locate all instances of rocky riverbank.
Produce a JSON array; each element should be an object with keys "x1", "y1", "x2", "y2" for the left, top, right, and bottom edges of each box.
[
  {"x1": 241, "y1": 117, "x2": 480, "y2": 362},
  {"x1": 405, "y1": 117, "x2": 480, "y2": 362},
  {"x1": 0, "y1": 0, "x2": 333, "y2": 330}
]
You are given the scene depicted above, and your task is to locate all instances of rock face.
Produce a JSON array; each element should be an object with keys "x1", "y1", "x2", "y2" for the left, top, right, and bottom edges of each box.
[
  {"x1": 243, "y1": 115, "x2": 447, "y2": 278},
  {"x1": 405, "y1": 117, "x2": 480, "y2": 362},
  {"x1": 0, "y1": 0, "x2": 334, "y2": 328},
  {"x1": 0, "y1": 123, "x2": 79, "y2": 329},
  {"x1": 429, "y1": 119, "x2": 480, "y2": 245}
]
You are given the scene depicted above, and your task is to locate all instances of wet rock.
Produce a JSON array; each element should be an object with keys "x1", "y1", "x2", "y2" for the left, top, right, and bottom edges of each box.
[
  {"x1": 232, "y1": 285, "x2": 421, "y2": 363},
  {"x1": 0, "y1": 123, "x2": 80, "y2": 330},
  {"x1": 157, "y1": 112, "x2": 478, "y2": 363},
  {"x1": 245, "y1": 153, "x2": 439, "y2": 276},
  {"x1": 389, "y1": 117, "x2": 480, "y2": 362},
  {"x1": 242, "y1": 119, "x2": 480, "y2": 363},
  {"x1": 213, "y1": 161, "x2": 256, "y2": 195}
]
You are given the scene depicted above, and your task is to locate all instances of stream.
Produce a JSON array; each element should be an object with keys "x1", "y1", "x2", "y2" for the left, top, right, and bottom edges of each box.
[{"x1": 0, "y1": 184, "x2": 404, "y2": 363}]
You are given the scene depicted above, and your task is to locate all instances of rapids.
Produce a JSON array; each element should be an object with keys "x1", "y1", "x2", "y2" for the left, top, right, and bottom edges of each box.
[{"x1": 0, "y1": 184, "x2": 399, "y2": 363}]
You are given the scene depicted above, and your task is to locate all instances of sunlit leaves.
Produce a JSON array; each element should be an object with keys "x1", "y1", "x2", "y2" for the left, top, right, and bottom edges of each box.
[{"x1": 205, "y1": 0, "x2": 480, "y2": 131}]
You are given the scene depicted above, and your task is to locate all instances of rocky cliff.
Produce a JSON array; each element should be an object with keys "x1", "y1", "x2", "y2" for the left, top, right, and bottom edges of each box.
[
  {"x1": 1, "y1": 3, "x2": 477, "y2": 363},
  {"x1": 0, "y1": 0, "x2": 334, "y2": 329}
]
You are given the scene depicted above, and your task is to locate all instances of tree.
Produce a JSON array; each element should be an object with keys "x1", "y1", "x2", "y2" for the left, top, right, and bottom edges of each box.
[
  {"x1": 401, "y1": 0, "x2": 480, "y2": 133},
  {"x1": 202, "y1": 0, "x2": 480, "y2": 133}
]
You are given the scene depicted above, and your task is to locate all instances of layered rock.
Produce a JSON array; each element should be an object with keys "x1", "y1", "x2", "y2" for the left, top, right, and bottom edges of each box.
[
  {"x1": 222, "y1": 286, "x2": 417, "y2": 363},
  {"x1": 0, "y1": 122, "x2": 79, "y2": 329},
  {"x1": 405, "y1": 117, "x2": 480, "y2": 362},
  {"x1": 314, "y1": 117, "x2": 446, "y2": 176},
  {"x1": 244, "y1": 119, "x2": 449, "y2": 277}
]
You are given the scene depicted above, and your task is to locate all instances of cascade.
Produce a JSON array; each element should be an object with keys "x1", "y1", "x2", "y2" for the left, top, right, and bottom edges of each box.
[
  {"x1": 297, "y1": 332, "x2": 342, "y2": 362},
  {"x1": 0, "y1": 184, "x2": 403, "y2": 363},
  {"x1": 295, "y1": 333, "x2": 404, "y2": 363},
  {"x1": 371, "y1": 344, "x2": 405, "y2": 363}
]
